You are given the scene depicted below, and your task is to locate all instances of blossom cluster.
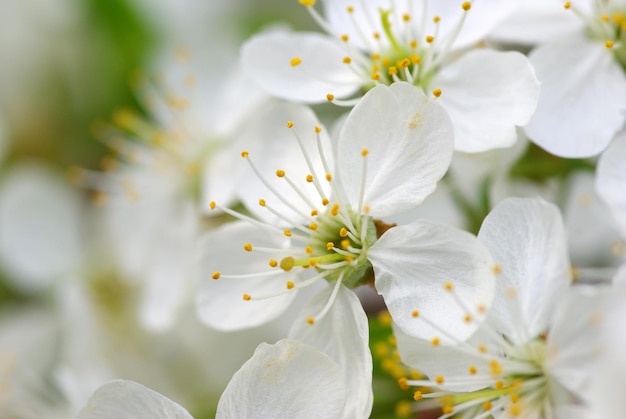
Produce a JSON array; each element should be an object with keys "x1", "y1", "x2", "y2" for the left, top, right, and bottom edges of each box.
[{"x1": 1, "y1": 0, "x2": 625, "y2": 418}]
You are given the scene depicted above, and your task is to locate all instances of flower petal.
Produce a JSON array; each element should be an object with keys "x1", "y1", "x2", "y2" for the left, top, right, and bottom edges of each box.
[
  {"x1": 241, "y1": 30, "x2": 360, "y2": 103},
  {"x1": 289, "y1": 285, "x2": 373, "y2": 418},
  {"x1": 370, "y1": 219, "x2": 495, "y2": 342},
  {"x1": 196, "y1": 221, "x2": 298, "y2": 331},
  {"x1": 477, "y1": 197, "x2": 571, "y2": 344},
  {"x1": 216, "y1": 339, "x2": 347, "y2": 419},
  {"x1": 338, "y1": 82, "x2": 454, "y2": 218},
  {"x1": 433, "y1": 49, "x2": 540, "y2": 152},
  {"x1": 596, "y1": 130, "x2": 626, "y2": 238},
  {"x1": 525, "y1": 35, "x2": 626, "y2": 157},
  {"x1": 77, "y1": 380, "x2": 192, "y2": 419}
]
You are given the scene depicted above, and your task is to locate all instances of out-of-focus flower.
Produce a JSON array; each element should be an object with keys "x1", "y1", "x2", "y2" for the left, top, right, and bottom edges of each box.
[
  {"x1": 396, "y1": 198, "x2": 609, "y2": 417},
  {"x1": 200, "y1": 82, "x2": 496, "y2": 346},
  {"x1": 596, "y1": 129, "x2": 626, "y2": 239},
  {"x1": 241, "y1": 0, "x2": 539, "y2": 152}
]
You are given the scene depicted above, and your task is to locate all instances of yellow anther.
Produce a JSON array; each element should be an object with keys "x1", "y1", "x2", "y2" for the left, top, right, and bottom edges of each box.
[
  {"x1": 483, "y1": 401, "x2": 492, "y2": 410},
  {"x1": 314, "y1": 126, "x2": 322, "y2": 133},
  {"x1": 341, "y1": 239, "x2": 350, "y2": 249},
  {"x1": 494, "y1": 380, "x2": 504, "y2": 389},
  {"x1": 371, "y1": 53, "x2": 381, "y2": 60},
  {"x1": 462, "y1": 1, "x2": 471, "y2": 11},
  {"x1": 309, "y1": 223, "x2": 318, "y2": 230},
  {"x1": 433, "y1": 88, "x2": 442, "y2": 97},
  {"x1": 426, "y1": 35, "x2": 435, "y2": 43},
  {"x1": 442, "y1": 406, "x2": 454, "y2": 415},
  {"x1": 468, "y1": 365, "x2": 477, "y2": 375},
  {"x1": 269, "y1": 259, "x2": 278, "y2": 268},
  {"x1": 372, "y1": 64, "x2": 380, "y2": 72},
  {"x1": 299, "y1": 0, "x2": 316, "y2": 5},
  {"x1": 243, "y1": 294, "x2": 251, "y2": 301},
  {"x1": 492, "y1": 264, "x2": 502, "y2": 274},
  {"x1": 509, "y1": 404, "x2": 521, "y2": 416},
  {"x1": 511, "y1": 393, "x2": 520, "y2": 403},
  {"x1": 361, "y1": 148, "x2": 369, "y2": 157},
  {"x1": 290, "y1": 57, "x2": 303, "y2": 67},
  {"x1": 311, "y1": 209, "x2": 318, "y2": 216},
  {"x1": 276, "y1": 169, "x2": 286, "y2": 177},
  {"x1": 413, "y1": 391, "x2": 423, "y2": 401},
  {"x1": 433, "y1": 15, "x2": 441, "y2": 23},
  {"x1": 243, "y1": 243, "x2": 253, "y2": 252},
  {"x1": 399, "y1": 58, "x2": 410, "y2": 68},
  {"x1": 347, "y1": 6, "x2": 354, "y2": 13},
  {"x1": 287, "y1": 281, "x2": 295, "y2": 290},
  {"x1": 343, "y1": 56, "x2": 352, "y2": 64},
  {"x1": 307, "y1": 316, "x2": 315, "y2": 325},
  {"x1": 345, "y1": 255, "x2": 354, "y2": 263},
  {"x1": 211, "y1": 272, "x2": 221, "y2": 280},
  {"x1": 280, "y1": 257, "x2": 295, "y2": 271},
  {"x1": 444, "y1": 282, "x2": 454, "y2": 291},
  {"x1": 305, "y1": 246, "x2": 313, "y2": 254},
  {"x1": 241, "y1": 151, "x2": 249, "y2": 158},
  {"x1": 322, "y1": 198, "x2": 330, "y2": 206},
  {"x1": 478, "y1": 344, "x2": 488, "y2": 353},
  {"x1": 564, "y1": 1, "x2": 571, "y2": 9},
  {"x1": 326, "y1": 242, "x2": 334, "y2": 250},
  {"x1": 388, "y1": 66, "x2": 398, "y2": 75},
  {"x1": 308, "y1": 257, "x2": 318, "y2": 267},
  {"x1": 464, "y1": 314, "x2": 472, "y2": 323},
  {"x1": 412, "y1": 310, "x2": 419, "y2": 318},
  {"x1": 331, "y1": 203, "x2": 340, "y2": 216},
  {"x1": 435, "y1": 375, "x2": 445, "y2": 385},
  {"x1": 283, "y1": 229, "x2": 292, "y2": 237},
  {"x1": 371, "y1": 73, "x2": 381, "y2": 81},
  {"x1": 606, "y1": 40, "x2": 614, "y2": 48},
  {"x1": 490, "y1": 360, "x2": 503, "y2": 377},
  {"x1": 259, "y1": 199, "x2": 266, "y2": 207},
  {"x1": 325, "y1": 173, "x2": 332, "y2": 181},
  {"x1": 431, "y1": 337, "x2": 440, "y2": 346},
  {"x1": 287, "y1": 120, "x2": 294, "y2": 128},
  {"x1": 373, "y1": 32, "x2": 381, "y2": 40},
  {"x1": 306, "y1": 174, "x2": 314, "y2": 182},
  {"x1": 209, "y1": 201, "x2": 216, "y2": 210},
  {"x1": 339, "y1": 227, "x2": 348, "y2": 237},
  {"x1": 410, "y1": 54, "x2": 421, "y2": 64},
  {"x1": 341, "y1": 34, "x2": 349, "y2": 42},
  {"x1": 402, "y1": 13, "x2": 410, "y2": 22},
  {"x1": 477, "y1": 304, "x2": 487, "y2": 314},
  {"x1": 363, "y1": 205, "x2": 371, "y2": 214},
  {"x1": 326, "y1": 93, "x2": 335, "y2": 102},
  {"x1": 601, "y1": 14, "x2": 610, "y2": 22},
  {"x1": 398, "y1": 377, "x2": 409, "y2": 390}
]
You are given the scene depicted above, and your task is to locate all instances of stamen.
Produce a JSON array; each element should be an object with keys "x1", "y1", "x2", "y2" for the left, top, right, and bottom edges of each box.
[{"x1": 306, "y1": 271, "x2": 346, "y2": 325}]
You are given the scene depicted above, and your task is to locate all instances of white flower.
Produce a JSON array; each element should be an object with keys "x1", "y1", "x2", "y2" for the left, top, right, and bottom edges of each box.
[
  {"x1": 596, "y1": 129, "x2": 626, "y2": 239},
  {"x1": 198, "y1": 82, "x2": 496, "y2": 345},
  {"x1": 517, "y1": 0, "x2": 626, "y2": 157},
  {"x1": 396, "y1": 197, "x2": 610, "y2": 417},
  {"x1": 241, "y1": 0, "x2": 540, "y2": 152}
]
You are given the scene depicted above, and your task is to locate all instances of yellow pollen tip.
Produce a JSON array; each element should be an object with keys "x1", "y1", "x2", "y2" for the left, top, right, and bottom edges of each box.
[
  {"x1": 243, "y1": 243, "x2": 253, "y2": 252},
  {"x1": 280, "y1": 257, "x2": 295, "y2": 271},
  {"x1": 309, "y1": 223, "x2": 318, "y2": 231},
  {"x1": 412, "y1": 310, "x2": 419, "y2": 318},
  {"x1": 347, "y1": 6, "x2": 354, "y2": 13},
  {"x1": 606, "y1": 40, "x2": 614, "y2": 48},
  {"x1": 432, "y1": 88, "x2": 442, "y2": 98},
  {"x1": 435, "y1": 375, "x2": 444, "y2": 385},
  {"x1": 331, "y1": 204, "x2": 340, "y2": 216},
  {"x1": 339, "y1": 227, "x2": 348, "y2": 237},
  {"x1": 322, "y1": 198, "x2": 330, "y2": 206},
  {"x1": 287, "y1": 121, "x2": 294, "y2": 128},
  {"x1": 483, "y1": 401, "x2": 492, "y2": 410},
  {"x1": 564, "y1": 1, "x2": 571, "y2": 9},
  {"x1": 398, "y1": 377, "x2": 409, "y2": 390},
  {"x1": 388, "y1": 66, "x2": 398, "y2": 75},
  {"x1": 431, "y1": 337, "x2": 440, "y2": 346},
  {"x1": 433, "y1": 16, "x2": 441, "y2": 23},
  {"x1": 325, "y1": 173, "x2": 332, "y2": 181},
  {"x1": 462, "y1": 1, "x2": 471, "y2": 11},
  {"x1": 342, "y1": 56, "x2": 352, "y2": 64},
  {"x1": 361, "y1": 148, "x2": 369, "y2": 157},
  {"x1": 363, "y1": 205, "x2": 370, "y2": 214},
  {"x1": 241, "y1": 151, "x2": 249, "y2": 158},
  {"x1": 464, "y1": 314, "x2": 472, "y2": 323},
  {"x1": 340, "y1": 239, "x2": 350, "y2": 249},
  {"x1": 469, "y1": 365, "x2": 477, "y2": 375},
  {"x1": 345, "y1": 255, "x2": 354, "y2": 263},
  {"x1": 290, "y1": 57, "x2": 303, "y2": 67},
  {"x1": 341, "y1": 34, "x2": 349, "y2": 42},
  {"x1": 314, "y1": 125, "x2": 322, "y2": 133},
  {"x1": 371, "y1": 73, "x2": 381, "y2": 81},
  {"x1": 373, "y1": 32, "x2": 381, "y2": 40},
  {"x1": 259, "y1": 199, "x2": 266, "y2": 207},
  {"x1": 286, "y1": 281, "x2": 295, "y2": 289},
  {"x1": 478, "y1": 344, "x2": 488, "y2": 353},
  {"x1": 413, "y1": 391, "x2": 423, "y2": 401},
  {"x1": 269, "y1": 259, "x2": 278, "y2": 267},
  {"x1": 311, "y1": 209, "x2": 318, "y2": 216},
  {"x1": 209, "y1": 201, "x2": 216, "y2": 210},
  {"x1": 402, "y1": 13, "x2": 410, "y2": 22},
  {"x1": 399, "y1": 58, "x2": 410, "y2": 68},
  {"x1": 509, "y1": 404, "x2": 521, "y2": 416},
  {"x1": 410, "y1": 54, "x2": 421, "y2": 64},
  {"x1": 410, "y1": 40, "x2": 418, "y2": 49},
  {"x1": 298, "y1": 0, "x2": 316, "y2": 5},
  {"x1": 511, "y1": 393, "x2": 520, "y2": 403},
  {"x1": 307, "y1": 316, "x2": 315, "y2": 325},
  {"x1": 243, "y1": 294, "x2": 251, "y2": 301},
  {"x1": 305, "y1": 246, "x2": 313, "y2": 254},
  {"x1": 426, "y1": 35, "x2": 434, "y2": 43},
  {"x1": 283, "y1": 229, "x2": 292, "y2": 237},
  {"x1": 444, "y1": 282, "x2": 454, "y2": 291},
  {"x1": 326, "y1": 242, "x2": 334, "y2": 250},
  {"x1": 211, "y1": 272, "x2": 221, "y2": 280},
  {"x1": 495, "y1": 380, "x2": 504, "y2": 389},
  {"x1": 326, "y1": 93, "x2": 335, "y2": 102},
  {"x1": 306, "y1": 174, "x2": 314, "y2": 182},
  {"x1": 442, "y1": 406, "x2": 454, "y2": 415},
  {"x1": 492, "y1": 264, "x2": 502, "y2": 274},
  {"x1": 276, "y1": 169, "x2": 286, "y2": 177}
]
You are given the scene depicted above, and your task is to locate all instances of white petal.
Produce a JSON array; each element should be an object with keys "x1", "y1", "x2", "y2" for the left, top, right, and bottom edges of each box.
[
  {"x1": 433, "y1": 49, "x2": 540, "y2": 152},
  {"x1": 77, "y1": 380, "x2": 192, "y2": 419},
  {"x1": 370, "y1": 219, "x2": 495, "y2": 342},
  {"x1": 196, "y1": 221, "x2": 298, "y2": 331},
  {"x1": 477, "y1": 197, "x2": 571, "y2": 343},
  {"x1": 216, "y1": 339, "x2": 346, "y2": 419},
  {"x1": 596, "y1": 130, "x2": 626, "y2": 238},
  {"x1": 525, "y1": 36, "x2": 626, "y2": 157},
  {"x1": 241, "y1": 30, "x2": 360, "y2": 103},
  {"x1": 0, "y1": 163, "x2": 82, "y2": 292},
  {"x1": 289, "y1": 285, "x2": 373, "y2": 418},
  {"x1": 338, "y1": 82, "x2": 454, "y2": 218},
  {"x1": 322, "y1": 0, "x2": 388, "y2": 50}
]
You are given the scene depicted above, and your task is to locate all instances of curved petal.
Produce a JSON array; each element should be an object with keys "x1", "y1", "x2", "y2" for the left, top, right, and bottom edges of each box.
[
  {"x1": 338, "y1": 82, "x2": 454, "y2": 218},
  {"x1": 477, "y1": 197, "x2": 571, "y2": 344},
  {"x1": 370, "y1": 219, "x2": 495, "y2": 343},
  {"x1": 289, "y1": 285, "x2": 373, "y2": 418},
  {"x1": 241, "y1": 30, "x2": 360, "y2": 103},
  {"x1": 596, "y1": 130, "x2": 626, "y2": 238},
  {"x1": 216, "y1": 339, "x2": 347, "y2": 419},
  {"x1": 77, "y1": 380, "x2": 192, "y2": 419},
  {"x1": 525, "y1": 35, "x2": 626, "y2": 157},
  {"x1": 196, "y1": 221, "x2": 298, "y2": 331},
  {"x1": 433, "y1": 49, "x2": 540, "y2": 152}
]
